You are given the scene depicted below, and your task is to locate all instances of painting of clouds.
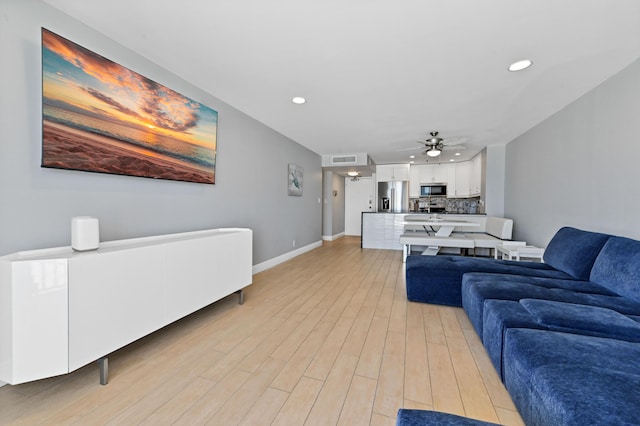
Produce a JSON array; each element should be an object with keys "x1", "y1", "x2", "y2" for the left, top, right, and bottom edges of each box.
[{"x1": 41, "y1": 28, "x2": 217, "y2": 184}]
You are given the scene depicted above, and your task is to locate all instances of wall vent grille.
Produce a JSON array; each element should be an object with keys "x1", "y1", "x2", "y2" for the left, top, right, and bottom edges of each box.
[{"x1": 331, "y1": 155, "x2": 357, "y2": 164}]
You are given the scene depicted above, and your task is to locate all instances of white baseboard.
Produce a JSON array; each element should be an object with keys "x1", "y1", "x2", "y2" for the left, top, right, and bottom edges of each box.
[
  {"x1": 252, "y1": 240, "x2": 323, "y2": 274},
  {"x1": 322, "y1": 232, "x2": 345, "y2": 241}
]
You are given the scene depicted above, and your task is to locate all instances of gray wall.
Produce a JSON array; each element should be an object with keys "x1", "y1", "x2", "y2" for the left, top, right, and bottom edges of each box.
[
  {"x1": 484, "y1": 145, "x2": 505, "y2": 217},
  {"x1": 0, "y1": 0, "x2": 322, "y2": 264},
  {"x1": 331, "y1": 173, "x2": 346, "y2": 237},
  {"x1": 505, "y1": 57, "x2": 640, "y2": 246},
  {"x1": 321, "y1": 170, "x2": 345, "y2": 239}
]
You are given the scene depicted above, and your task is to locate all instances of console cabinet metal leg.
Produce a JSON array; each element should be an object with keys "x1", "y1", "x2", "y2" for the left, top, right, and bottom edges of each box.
[{"x1": 98, "y1": 357, "x2": 108, "y2": 385}]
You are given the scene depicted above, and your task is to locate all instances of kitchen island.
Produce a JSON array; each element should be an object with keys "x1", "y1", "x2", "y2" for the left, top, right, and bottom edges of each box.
[{"x1": 361, "y1": 212, "x2": 486, "y2": 250}]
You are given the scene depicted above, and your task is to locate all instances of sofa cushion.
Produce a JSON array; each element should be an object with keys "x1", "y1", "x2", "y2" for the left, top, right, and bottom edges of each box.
[
  {"x1": 462, "y1": 279, "x2": 581, "y2": 337},
  {"x1": 519, "y1": 299, "x2": 640, "y2": 339},
  {"x1": 481, "y1": 299, "x2": 640, "y2": 379},
  {"x1": 503, "y1": 329, "x2": 640, "y2": 426},
  {"x1": 462, "y1": 275, "x2": 640, "y2": 337},
  {"x1": 463, "y1": 272, "x2": 617, "y2": 295},
  {"x1": 590, "y1": 236, "x2": 640, "y2": 303},
  {"x1": 482, "y1": 300, "x2": 546, "y2": 379},
  {"x1": 542, "y1": 227, "x2": 610, "y2": 280}
]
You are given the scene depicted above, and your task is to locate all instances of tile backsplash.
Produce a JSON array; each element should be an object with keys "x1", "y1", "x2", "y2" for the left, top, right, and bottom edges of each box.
[{"x1": 446, "y1": 197, "x2": 483, "y2": 214}]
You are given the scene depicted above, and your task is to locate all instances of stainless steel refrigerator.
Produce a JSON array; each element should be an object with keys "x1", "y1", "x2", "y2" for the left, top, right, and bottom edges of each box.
[{"x1": 377, "y1": 181, "x2": 409, "y2": 212}]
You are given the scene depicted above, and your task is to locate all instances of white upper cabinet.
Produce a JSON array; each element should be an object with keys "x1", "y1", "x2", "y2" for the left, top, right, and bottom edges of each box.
[
  {"x1": 376, "y1": 164, "x2": 410, "y2": 182},
  {"x1": 407, "y1": 157, "x2": 482, "y2": 198},
  {"x1": 454, "y1": 161, "x2": 472, "y2": 197},
  {"x1": 420, "y1": 164, "x2": 449, "y2": 183},
  {"x1": 409, "y1": 166, "x2": 421, "y2": 197},
  {"x1": 470, "y1": 154, "x2": 482, "y2": 196},
  {"x1": 409, "y1": 163, "x2": 455, "y2": 197},
  {"x1": 451, "y1": 154, "x2": 483, "y2": 198},
  {"x1": 446, "y1": 165, "x2": 456, "y2": 198}
]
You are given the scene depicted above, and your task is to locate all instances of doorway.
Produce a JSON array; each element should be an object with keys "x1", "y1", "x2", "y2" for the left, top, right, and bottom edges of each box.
[{"x1": 345, "y1": 177, "x2": 374, "y2": 236}]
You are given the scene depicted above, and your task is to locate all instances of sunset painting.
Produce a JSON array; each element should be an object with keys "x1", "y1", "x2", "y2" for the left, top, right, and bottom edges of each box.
[{"x1": 41, "y1": 28, "x2": 217, "y2": 184}]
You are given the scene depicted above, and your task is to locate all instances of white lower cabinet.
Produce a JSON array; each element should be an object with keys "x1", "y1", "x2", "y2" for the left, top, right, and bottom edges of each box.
[
  {"x1": 362, "y1": 213, "x2": 405, "y2": 250},
  {"x1": 0, "y1": 228, "x2": 252, "y2": 385},
  {"x1": 361, "y1": 214, "x2": 387, "y2": 248}
]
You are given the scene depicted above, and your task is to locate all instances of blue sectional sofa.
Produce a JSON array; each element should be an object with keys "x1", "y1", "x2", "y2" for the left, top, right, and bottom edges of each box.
[{"x1": 402, "y1": 226, "x2": 640, "y2": 426}]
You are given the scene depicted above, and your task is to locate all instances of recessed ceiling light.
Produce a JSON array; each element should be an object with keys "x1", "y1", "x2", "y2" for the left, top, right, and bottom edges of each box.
[
  {"x1": 410, "y1": 161, "x2": 415, "y2": 164},
  {"x1": 347, "y1": 171, "x2": 358, "y2": 177},
  {"x1": 450, "y1": 159, "x2": 455, "y2": 162},
  {"x1": 292, "y1": 96, "x2": 306, "y2": 104},
  {"x1": 409, "y1": 155, "x2": 415, "y2": 159},
  {"x1": 455, "y1": 152, "x2": 461, "y2": 156},
  {"x1": 508, "y1": 59, "x2": 533, "y2": 72}
]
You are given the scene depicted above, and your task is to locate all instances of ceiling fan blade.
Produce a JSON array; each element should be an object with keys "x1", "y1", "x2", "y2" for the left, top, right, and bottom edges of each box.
[
  {"x1": 442, "y1": 145, "x2": 466, "y2": 150},
  {"x1": 440, "y1": 136, "x2": 467, "y2": 146},
  {"x1": 395, "y1": 145, "x2": 424, "y2": 152}
]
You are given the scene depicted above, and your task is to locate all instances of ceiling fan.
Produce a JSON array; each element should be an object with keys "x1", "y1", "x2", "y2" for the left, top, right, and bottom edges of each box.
[{"x1": 417, "y1": 131, "x2": 466, "y2": 157}]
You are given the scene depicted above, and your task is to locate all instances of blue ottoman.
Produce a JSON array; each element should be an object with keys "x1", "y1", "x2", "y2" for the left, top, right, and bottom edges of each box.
[
  {"x1": 396, "y1": 409, "x2": 499, "y2": 425},
  {"x1": 405, "y1": 255, "x2": 569, "y2": 307}
]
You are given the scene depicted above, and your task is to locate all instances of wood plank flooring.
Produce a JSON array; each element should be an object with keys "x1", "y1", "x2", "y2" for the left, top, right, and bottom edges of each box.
[{"x1": 0, "y1": 236, "x2": 524, "y2": 425}]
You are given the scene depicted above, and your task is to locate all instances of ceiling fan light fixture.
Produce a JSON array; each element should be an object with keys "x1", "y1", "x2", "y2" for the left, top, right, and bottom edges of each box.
[
  {"x1": 508, "y1": 59, "x2": 533, "y2": 72},
  {"x1": 426, "y1": 147, "x2": 441, "y2": 157}
]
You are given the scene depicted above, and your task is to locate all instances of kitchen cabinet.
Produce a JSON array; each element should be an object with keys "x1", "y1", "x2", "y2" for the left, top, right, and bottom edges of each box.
[
  {"x1": 409, "y1": 166, "x2": 421, "y2": 197},
  {"x1": 420, "y1": 164, "x2": 449, "y2": 183},
  {"x1": 454, "y1": 161, "x2": 472, "y2": 197},
  {"x1": 446, "y1": 165, "x2": 456, "y2": 198},
  {"x1": 451, "y1": 155, "x2": 482, "y2": 198},
  {"x1": 409, "y1": 164, "x2": 454, "y2": 197},
  {"x1": 376, "y1": 164, "x2": 410, "y2": 182},
  {"x1": 361, "y1": 213, "x2": 405, "y2": 250},
  {"x1": 409, "y1": 159, "x2": 482, "y2": 199},
  {"x1": 470, "y1": 154, "x2": 482, "y2": 196}
]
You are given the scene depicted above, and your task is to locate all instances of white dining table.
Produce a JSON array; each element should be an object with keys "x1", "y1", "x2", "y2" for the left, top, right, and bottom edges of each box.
[{"x1": 402, "y1": 217, "x2": 480, "y2": 236}]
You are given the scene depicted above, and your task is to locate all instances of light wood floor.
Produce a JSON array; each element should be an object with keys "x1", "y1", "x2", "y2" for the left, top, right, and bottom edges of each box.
[{"x1": 0, "y1": 236, "x2": 524, "y2": 425}]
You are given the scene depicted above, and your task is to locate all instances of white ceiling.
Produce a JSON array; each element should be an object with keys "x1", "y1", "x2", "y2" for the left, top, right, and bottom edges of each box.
[{"x1": 44, "y1": 0, "x2": 640, "y2": 166}]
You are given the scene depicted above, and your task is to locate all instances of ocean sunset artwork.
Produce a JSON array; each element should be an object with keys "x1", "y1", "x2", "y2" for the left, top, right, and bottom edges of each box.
[{"x1": 41, "y1": 28, "x2": 217, "y2": 184}]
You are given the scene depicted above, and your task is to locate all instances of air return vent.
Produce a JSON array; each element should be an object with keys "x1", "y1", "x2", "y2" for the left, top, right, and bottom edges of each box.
[{"x1": 331, "y1": 155, "x2": 357, "y2": 164}]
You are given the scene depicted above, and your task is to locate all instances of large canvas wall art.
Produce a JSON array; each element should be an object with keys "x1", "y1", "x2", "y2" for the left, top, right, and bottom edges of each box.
[{"x1": 41, "y1": 28, "x2": 218, "y2": 184}]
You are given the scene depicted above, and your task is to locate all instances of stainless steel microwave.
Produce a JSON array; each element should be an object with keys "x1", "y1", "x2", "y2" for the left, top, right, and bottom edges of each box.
[{"x1": 420, "y1": 184, "x2": 447, "y2": 197}]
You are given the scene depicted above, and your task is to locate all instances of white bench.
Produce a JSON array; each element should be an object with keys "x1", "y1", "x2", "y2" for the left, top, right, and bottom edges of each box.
[
  {"x1": 400, "y1": 215, "x2": 514, "y2": 261},
  {"x1": 461, "y1": 216, "x2": 513, "y2": 255},
  {"x1": 400, "y1": 234, "x2": 474, "y2": 261}
]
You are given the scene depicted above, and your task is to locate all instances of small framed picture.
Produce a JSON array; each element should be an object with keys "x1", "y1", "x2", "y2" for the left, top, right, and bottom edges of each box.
[{"x1": 288, "y1": 163, "x2": 303, "y2": 196}]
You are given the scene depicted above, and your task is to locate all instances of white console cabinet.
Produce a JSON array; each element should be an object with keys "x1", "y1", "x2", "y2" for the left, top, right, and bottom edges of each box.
[{"x1": 0, "y1": 228, "x2": 252, "y2": 385}]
